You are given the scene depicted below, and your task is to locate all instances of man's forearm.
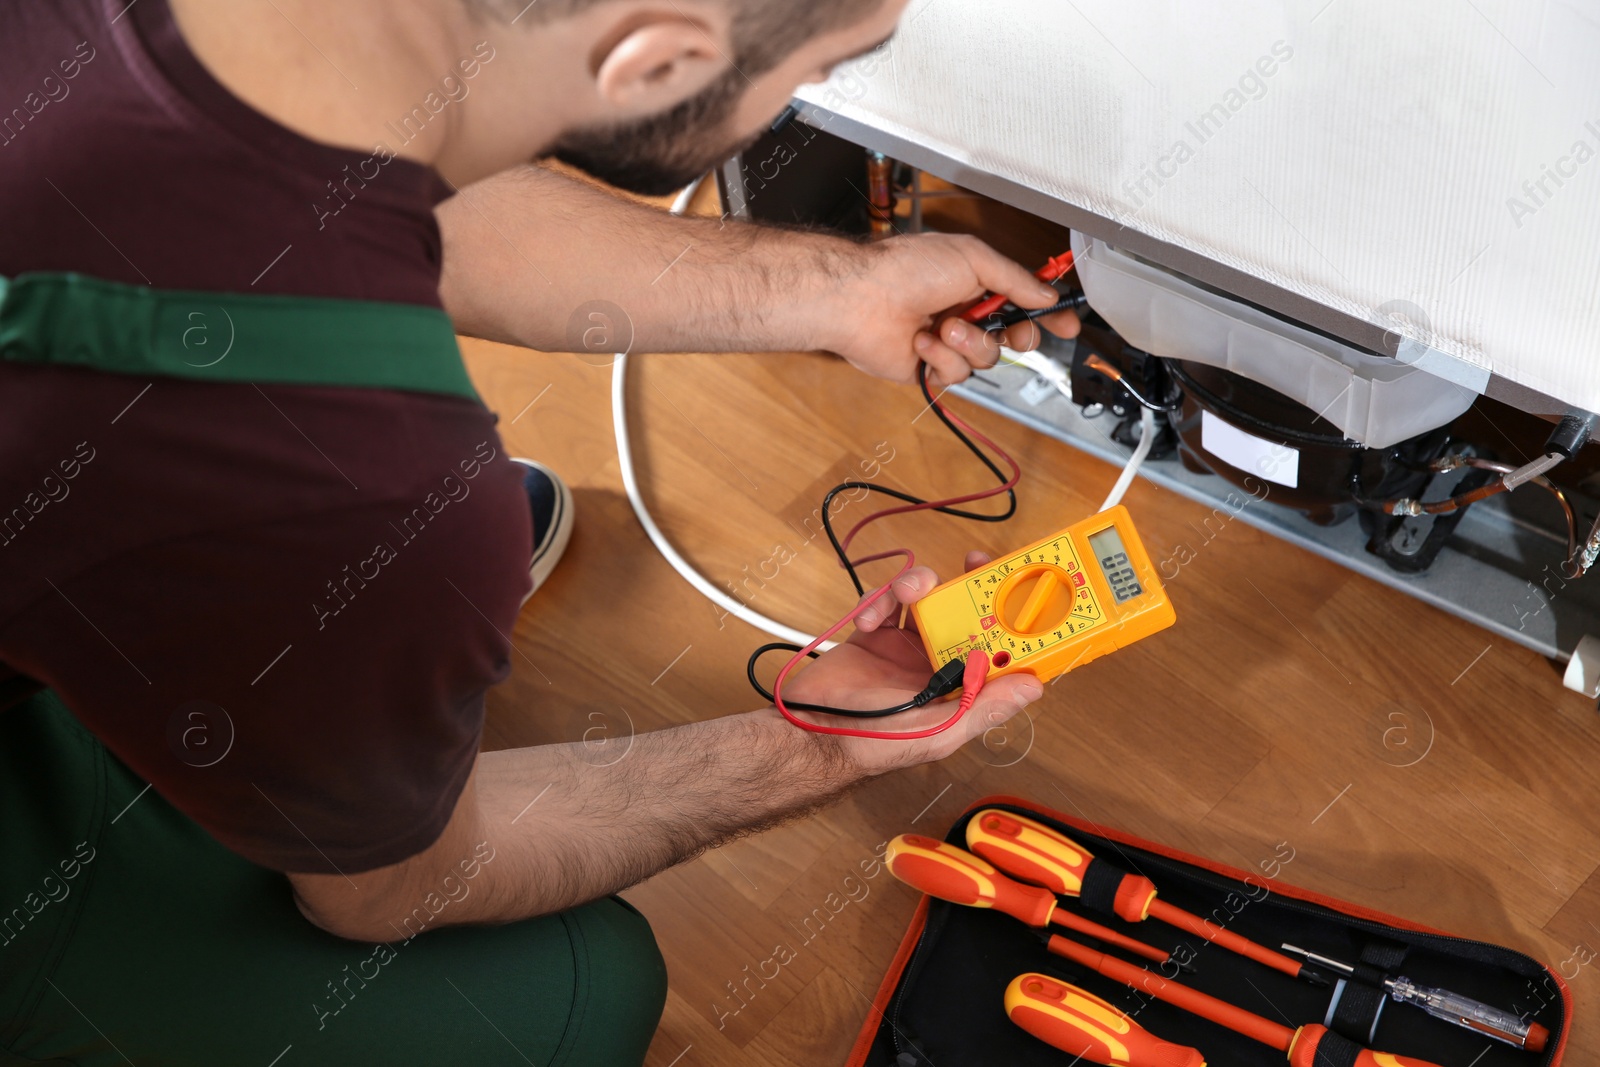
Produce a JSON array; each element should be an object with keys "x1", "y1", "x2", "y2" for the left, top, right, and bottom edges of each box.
[
  {"x1": 469, "y1": 709, "x2": 856, "y2": 919},
  {"x1": 295, "y1": 708, "x2": 864, "y2": 940},
  {"x1": 437, "y1": 165, "x2": 866, "y2": 356}
]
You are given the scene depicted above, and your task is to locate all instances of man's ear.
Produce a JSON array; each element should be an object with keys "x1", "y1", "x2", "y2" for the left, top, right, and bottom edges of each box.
[{"x1": 592, "y1": 14, "x2": 733, "y2": 117}]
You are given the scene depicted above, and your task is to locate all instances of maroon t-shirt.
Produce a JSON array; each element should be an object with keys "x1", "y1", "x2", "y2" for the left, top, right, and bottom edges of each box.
[{"x1": 0, "y1": 0, "x2": 532, "y2": 872}]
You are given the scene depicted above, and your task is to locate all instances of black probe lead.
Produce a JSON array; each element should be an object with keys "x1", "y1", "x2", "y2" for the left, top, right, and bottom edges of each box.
[
  {"x1": 745, "y1": 364, "x2": 1017, "y2": 721},
  {"x1": 747, "y1": 643, "x2": 968, "y2": 719},
  {"x1": 821, "y1": 364, "x2": 1017, "y2": 597}
]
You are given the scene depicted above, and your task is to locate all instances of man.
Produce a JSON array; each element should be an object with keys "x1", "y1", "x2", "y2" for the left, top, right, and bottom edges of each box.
[{"x1": 0, "y1": 0, "x2": 1075, "y2": 1062}]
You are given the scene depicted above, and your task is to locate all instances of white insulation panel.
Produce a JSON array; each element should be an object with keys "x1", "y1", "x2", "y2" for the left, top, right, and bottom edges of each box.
[{"x1": 798, "y1": 0, "x2": 1600, "y2": 411}]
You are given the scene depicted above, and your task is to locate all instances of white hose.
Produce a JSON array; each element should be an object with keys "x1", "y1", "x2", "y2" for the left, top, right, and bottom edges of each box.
[
  {"x1": 1099, "y1": 406, "x2": 1157, "y2": 511},
  {"x1": 611, "y1": 177, "x2": 833, "y2": 648}
]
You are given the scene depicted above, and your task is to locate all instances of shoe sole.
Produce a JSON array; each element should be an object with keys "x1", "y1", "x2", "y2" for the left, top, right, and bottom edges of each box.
[{"x1": 515, "y1": 459, "x2": 575, "y2": 603}]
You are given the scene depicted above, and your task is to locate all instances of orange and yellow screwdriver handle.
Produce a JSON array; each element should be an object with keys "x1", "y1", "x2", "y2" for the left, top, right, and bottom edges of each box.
[
  {"x1": 1044, "y1": 932, "x2": 1293, "y2": 1048},
  {"x1": 966, "y1": 808, "x2": 1098, "y2": 893},
  {"x1": 888, "y1": 834, "x2": 1056, "y2": 925},
  {"x1": 885, "y1": 835, "x2": 1170, "y2": 965},
  {"x1": 1286, "y1": 1028, "x2": 1444, "y2": 1067},
  {"x1": 1005, "y1": 973, "x2": 1205, "y2": 1067},
  {"x1": 1043, "y1": 934, "x2": 1447, "y2": 1067},
  {"x1": 967, "y1": 810, "x2": 1305, "y2": 979}
]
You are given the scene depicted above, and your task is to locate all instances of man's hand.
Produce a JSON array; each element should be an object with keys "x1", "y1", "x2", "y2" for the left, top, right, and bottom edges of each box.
[
  {"x1": 777, "y1": 551, "x2": 1044, "y2": 773},
  {"x1": 438, "y1": 167, "x2": 1079, "y2": 381},
  {"x1": 811, "y1": 234, "x2": 1083, "y2": 388},
  {"x1": 292, "y1": 550, "x2": 1044, "y2": 942}
]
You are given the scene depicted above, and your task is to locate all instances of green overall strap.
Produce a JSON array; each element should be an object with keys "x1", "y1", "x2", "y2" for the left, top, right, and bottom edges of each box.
[{"x1": 0, "y1": 272, "x2": 480, "y2": 402}]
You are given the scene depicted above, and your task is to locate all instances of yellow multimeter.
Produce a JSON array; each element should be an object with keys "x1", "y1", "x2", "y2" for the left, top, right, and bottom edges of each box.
[{"x1": 910, "y1": 506, "x2": 1175, "y2": 684}]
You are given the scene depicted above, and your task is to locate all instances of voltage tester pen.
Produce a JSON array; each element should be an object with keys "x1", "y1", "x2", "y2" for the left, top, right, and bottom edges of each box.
[{"x1": 1280, "y1": 943, "x2": 1549, "y2": 1052}]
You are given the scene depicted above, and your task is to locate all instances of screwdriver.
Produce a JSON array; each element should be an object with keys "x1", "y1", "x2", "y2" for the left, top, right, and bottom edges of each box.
[
  {"x1": 1005, "y1": 972, "x2": 1206, "y2": 1067},
  {"x1": 1280, "y1": 944, "x2": 1550, "y2": 1052},
  {"x1": 967, "y1": 809, "x2": 1313, "y2": 981},
  {"x1": 885, "y1": 834, "x2": 1172, "y2": 965},
  {"x1": 1043, "y1": 933, "x2": 1448, "y2": 1067}
]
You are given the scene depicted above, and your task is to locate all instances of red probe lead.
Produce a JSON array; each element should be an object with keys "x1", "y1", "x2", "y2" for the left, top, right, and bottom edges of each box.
[
  {"x1": 836, "y1": 381, "x2": 1021, "y2": 555},
  {"x1": 770, "y1": 559, "x2": 992, "y2": 741},
  {"x1": 956, "y1": 650, "x2": 991, "y2": 715}
]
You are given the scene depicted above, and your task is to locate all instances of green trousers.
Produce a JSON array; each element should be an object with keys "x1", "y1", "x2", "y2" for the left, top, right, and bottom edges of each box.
[{"x1": 0, "y1": 693, "x2": 667, "y2": 1066}]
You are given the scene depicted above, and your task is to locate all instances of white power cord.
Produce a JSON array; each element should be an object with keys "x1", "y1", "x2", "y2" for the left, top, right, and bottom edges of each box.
[
  {"x1": 1099, "y1": 405, "x2": 1157, "y2": 511},
  {"x1": 611, "y1": 178, "x2": 834, "y2": 648}
]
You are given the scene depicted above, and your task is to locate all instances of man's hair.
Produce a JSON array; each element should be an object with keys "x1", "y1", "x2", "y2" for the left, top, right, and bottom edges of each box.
[{"x1": 477, "y1": 0, "x2": 879, "y2": 74}]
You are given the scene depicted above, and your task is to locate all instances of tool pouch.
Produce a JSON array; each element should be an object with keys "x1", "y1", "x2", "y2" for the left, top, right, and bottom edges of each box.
[
  {"x1": 1325, "y1": 935, "x2": 1410, "y2": 1044},
  {"x1": 847, "y1": 794, "x2": 1572, "y2": 1067}
]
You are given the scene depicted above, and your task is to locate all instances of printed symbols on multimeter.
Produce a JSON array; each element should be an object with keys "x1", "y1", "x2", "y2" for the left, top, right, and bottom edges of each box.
[
  {"x1": 912, "y1": 507, "x2": 1176, "y2": 684},
  {"x1": 944, "y1": 535, "x2": 1106, "y2": 666}
]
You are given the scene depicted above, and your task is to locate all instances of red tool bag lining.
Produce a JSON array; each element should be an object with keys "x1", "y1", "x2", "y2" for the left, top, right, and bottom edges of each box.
[{"x1": 847, "y1": 793, "x2": 1569, "y2": 1067}]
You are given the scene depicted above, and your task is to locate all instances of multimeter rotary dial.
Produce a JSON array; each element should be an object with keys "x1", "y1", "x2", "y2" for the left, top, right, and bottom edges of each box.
[
  {"x1": 956, "y1": 534, "x2": 1097, "y2": 663},
  {"x1": 994, "y1": 564, "x2": 1077, "y2": 637}
]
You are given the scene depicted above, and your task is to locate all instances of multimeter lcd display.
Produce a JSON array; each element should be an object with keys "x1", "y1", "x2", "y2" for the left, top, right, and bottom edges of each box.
[{"x1": 1088, "y1": 526, "x2": 1143, "y2": 603}]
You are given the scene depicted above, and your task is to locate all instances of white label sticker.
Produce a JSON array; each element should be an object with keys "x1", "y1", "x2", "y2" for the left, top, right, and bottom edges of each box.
[{"x1": 1200, "y1": 409, "x2": 1299, "y2": 488}]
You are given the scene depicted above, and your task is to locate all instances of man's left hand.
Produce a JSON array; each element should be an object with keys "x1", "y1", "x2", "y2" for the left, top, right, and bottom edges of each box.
[{"x1": 778, "y1": 551, "x2": 1044, "y2": 772}]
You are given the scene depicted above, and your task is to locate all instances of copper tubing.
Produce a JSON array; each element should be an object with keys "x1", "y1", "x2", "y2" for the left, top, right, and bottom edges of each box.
[
  {"x1": 1083, "y1": 352, "x2": 1123, "y2": 384},
  {"x1": 1452, "y1": 458, "x2": 1579, "y2": 564},
  {"x1": 1083, "y1": 353, "x2": 1183, "y2": 412},
  {"x1": 1368, "y1": 454, "x2": 1580, "y2": 564},
  {"x1": 1373, "y1": 480, "x2": 1508, "y2": 516},
  {"x1": 866, "y1": 152, "x2": 895, "y2": 238}
]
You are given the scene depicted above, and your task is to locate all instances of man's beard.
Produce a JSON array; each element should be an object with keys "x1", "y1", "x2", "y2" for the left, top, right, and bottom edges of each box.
[{"x1": 548, "y1": 67, "x2": 764, "y2": 196}]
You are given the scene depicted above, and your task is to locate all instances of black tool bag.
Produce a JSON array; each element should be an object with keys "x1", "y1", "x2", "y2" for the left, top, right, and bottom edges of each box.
[{"x1": 847, "y1": 795, "x2": 1570, "y2": 1067}]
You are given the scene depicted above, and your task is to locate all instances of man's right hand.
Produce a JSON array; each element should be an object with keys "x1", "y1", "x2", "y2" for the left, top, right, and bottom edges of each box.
[{"x1": 809, "y1": 234, "x2": 1082, "y2": 389}]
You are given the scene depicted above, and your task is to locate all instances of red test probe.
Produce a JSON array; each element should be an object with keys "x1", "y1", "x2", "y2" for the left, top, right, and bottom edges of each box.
[{"x1": 961, "y1": 250, "x2": 1076, "y2": 324}]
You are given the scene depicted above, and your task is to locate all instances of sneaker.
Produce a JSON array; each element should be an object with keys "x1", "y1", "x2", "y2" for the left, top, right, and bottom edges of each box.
[{"x1": 512, "y1": 458, "x2": 574, "y2": 601}]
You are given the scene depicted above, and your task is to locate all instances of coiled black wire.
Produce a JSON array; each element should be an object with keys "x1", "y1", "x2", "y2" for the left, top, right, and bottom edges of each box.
[{"x1": 745, "y1": 362, "x2": 1019, "y2": 718}]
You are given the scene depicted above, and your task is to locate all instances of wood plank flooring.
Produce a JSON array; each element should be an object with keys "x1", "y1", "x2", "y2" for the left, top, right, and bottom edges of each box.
[{"x1": 462, "y1": 269, "x2": 1600, "y2": 1067}]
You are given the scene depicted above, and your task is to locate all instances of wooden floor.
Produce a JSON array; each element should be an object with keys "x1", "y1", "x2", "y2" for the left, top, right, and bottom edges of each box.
[{"x1": 462, "y1": 297, "x2": 1600, "y2": 1064}]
